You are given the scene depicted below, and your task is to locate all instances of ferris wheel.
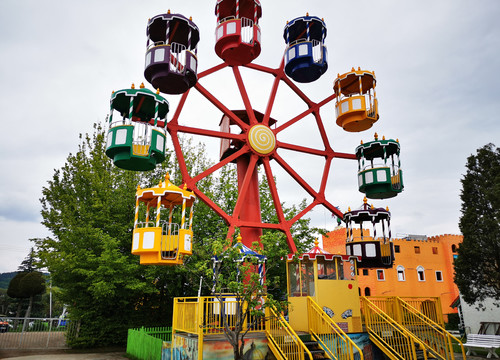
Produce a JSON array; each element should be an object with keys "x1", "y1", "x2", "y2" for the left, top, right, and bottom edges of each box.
[{"x1": 105, "y1": 0, "x2": 403, "y2": 265}]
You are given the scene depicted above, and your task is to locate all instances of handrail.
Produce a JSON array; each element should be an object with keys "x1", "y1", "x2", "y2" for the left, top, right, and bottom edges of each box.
[
  {"x1": 311, "y1": 39, "x2": 323, "y2": 63},
  {"x1": 135, "y1": 221, "x2": 157, "y2": 229},
  {"x1": 395, "y1": 297, "x2": 443, "y2": 325},
  {"x1": 307, "y1": 297, "x2": 364, "y2": 360},
  {"x1": 218, "y1": 15, "x2": 236, "y2": 24},
  {"x1": 396, "y1": 297, "x2": 466, "y2": 360},
  {"x1": 265, "y1": 305, "x2": 314, "y2": 360},
  {"x1": 361, "y1": 297, "x2": 426, "y2": 360},
  {"x1": 359, "y1": 164, "x2": 400, "y2": 173}
]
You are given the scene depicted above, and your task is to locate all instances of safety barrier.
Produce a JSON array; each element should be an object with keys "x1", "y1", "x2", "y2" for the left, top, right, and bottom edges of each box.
[
  {"x1": 0, "y1": 317, "x2": 76, "y2": 349},
  {"x1": 173, "y1": 296, "x2": 266, "y2": 337},
  {"x1": 126, "y1": 326, "x2": 172, "y2": 360}
]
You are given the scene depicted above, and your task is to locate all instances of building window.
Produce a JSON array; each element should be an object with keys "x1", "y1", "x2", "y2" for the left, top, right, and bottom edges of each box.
[
  {"x1": 452, "y1": 244, "x2": 457, "y2": 253},
  {"x1": 364, "y1": 287, "x2": 371, "y2": 296},
  {"x1": 397, "y1": 265, "x2": 406, "y2": 281},
  {"x1": 435, "y1": 271, "x2": 443, "y2": 282},
  {"x1": 414, "y1": 246, "x2": 421, "y2": 254},
  {"x1": 362, "y1": 269, "x2": 369, "y2": 276},
  {"x1": 376, "y1": 269, "x2": 385, "y2": 281},
  {"x1": 394, "y1": 245, "x2": 400, "y2": 253},
  {"x1": 432, "y1": 247, "x2": 438, "y2": 254},
  {"x1": 417, "y1": 266, "x2": 425, "y2": 281}
]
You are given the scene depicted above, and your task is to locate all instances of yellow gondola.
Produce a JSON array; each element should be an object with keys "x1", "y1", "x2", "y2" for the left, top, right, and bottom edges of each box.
[
  {"x1": 334, "y1": 67, "x2": 379, "y2": 132},
  {"x1": 131, "y1": 173, "x2": 196, "y2": 265}
]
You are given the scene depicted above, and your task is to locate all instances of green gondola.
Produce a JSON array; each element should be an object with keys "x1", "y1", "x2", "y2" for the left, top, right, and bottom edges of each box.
[
  {"x1": 356, "y1": 133, "x2": 403, "y2": 199},
  {"x1": 105, "y1": 84, "x2": 169, "y2": 171}
]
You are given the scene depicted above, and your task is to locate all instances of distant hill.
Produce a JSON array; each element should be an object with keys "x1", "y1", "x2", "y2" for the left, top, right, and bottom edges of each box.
[{"x1": 0, "y1": 272, "x2": 18, "y2": 290}]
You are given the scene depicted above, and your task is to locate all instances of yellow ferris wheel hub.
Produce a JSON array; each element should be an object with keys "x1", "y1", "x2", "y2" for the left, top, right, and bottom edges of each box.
[{"x1": 248, "y1": 124, "x2": 276, "y2": 155}]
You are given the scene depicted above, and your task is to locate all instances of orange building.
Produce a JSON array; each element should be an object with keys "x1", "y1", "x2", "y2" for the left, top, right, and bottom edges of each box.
[{"x1": 323, "y1": 227, "x2": 462, "y2": 318}]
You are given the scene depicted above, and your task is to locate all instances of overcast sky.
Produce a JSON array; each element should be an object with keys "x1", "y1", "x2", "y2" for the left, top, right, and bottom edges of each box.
[{"x1": 0, "y1": 0, "x2": 499, "y2": 273}]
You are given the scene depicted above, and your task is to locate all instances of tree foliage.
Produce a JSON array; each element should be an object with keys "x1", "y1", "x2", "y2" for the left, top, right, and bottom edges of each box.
[
  {"x1": 7, "y1": 271, "x2": 46, "y2": 324},
  {"x1": 455, "y1": 143, "x2": 500, "y2": 304},
  {"x1": 18, "y1": 248, "x2": 37, "y2": 273}
]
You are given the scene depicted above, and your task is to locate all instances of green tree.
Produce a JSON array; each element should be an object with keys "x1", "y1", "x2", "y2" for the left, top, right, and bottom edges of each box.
[
  {"x1": 0, "y1": 289, "x2": 10, "y2": 315},
  {"x1": 18, "y1": 248, "x2": 37, "y2": 272},
  {"x1": 455, "y1": 143, "x2": 500, "y2": 304},
  {"x1": 7, "y1": 271, "x2": 45, "y2": 330},
  {"x1": 7, "y1": 272, "x2": 25, "y2": 318}
]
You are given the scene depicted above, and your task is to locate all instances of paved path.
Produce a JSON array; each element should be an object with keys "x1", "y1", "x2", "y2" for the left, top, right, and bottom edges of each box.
[
  {"x1": 0, "y1": 350, "x2": 128, "y2": 359},
  {"x1": 1, "y1": 354, "x2": 128, "y2": 360}
]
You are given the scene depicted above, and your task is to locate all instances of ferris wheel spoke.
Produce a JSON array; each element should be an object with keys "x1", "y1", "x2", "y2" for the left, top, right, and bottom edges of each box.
[
  {"x1": 226, "y1": 225, "x2": 236, "y2": 241},
  {"x1": 281, "y1": 73, "x2": 314, "y2": 107},
  {"x1": 168, "y1": 127, "x2": 191, "y2": 184},
  {"x1": 236, "y1": 220, "x2": 282, "y2": 230},
  {"x1": 289, "y1": 201, "x2": 318, "y2": 225},
  {"x1": 172, "y1": 123, "x2": 245, "y2": 142},
  {"x1": 275, "y1": 103, "x2": 311, "y2": 134},
  {"x1": 198, "y1": 62, "x2": 229, "y2": 79},
  {"x1": 232, "y1": 154, "x2": 259, "y2": 220},
  {"x1": 287, "y1": 196, "x2": 343, "y2": 225},
  {"x1": 192, "y1": 145, "x2": 251, "y2": 183},
  {"x1": 275, "y1": 92, "x2": 337, "y2": 135},
  {"x1": 194, "y1": 188, "x2": 232, "y2": 225},
  {"x1": 244, "y1": 61, "x2": 282, "y2": 76},
  {"x1": 262, "y1": 59, "x2": 285, "y2": 126},
  {"x1": 195, "y1": 81, "x2": 249, "y2": 131},
  {"x1": 322, "y1": 199, "x2": 344, "y2": 219},
  {"x1": 284, "y1": 229, "x2": 298, "y2": 254},
  {"x1": 169, "y1": 89, "x2": 191, "y2": 126},
  {"x1": 273, "y1": 152, "x2": 321, "y2": 201},
  {"x1": 262, "y1": 158, "x2": 287, "y2": 226},
  {"x1": 277, "y1": 141, "x2": 327, "y2": 157},
  {"x1": 332, "y1": 151, "x2": 357, "y2": 160},
  {"x1": 232, "y1": 66, "x2": 257, "y2": 125},
  {"x1": 318, "y1": 157, "x2": 333, "y2": 194},
  {"x1": 312, "y1": 110, "x2": 332, "y2": 151}
]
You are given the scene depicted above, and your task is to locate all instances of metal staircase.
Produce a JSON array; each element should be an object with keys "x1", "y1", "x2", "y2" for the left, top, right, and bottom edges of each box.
[
  {"x1": 265, "y1": 305, "x2": 316, "y2": 360},
  {"x1": 361, "y1": 296, "x2": 467, "y2": 360},
  {"x1": 265, "y1": 298, "x2": 363, "y2": 360}
]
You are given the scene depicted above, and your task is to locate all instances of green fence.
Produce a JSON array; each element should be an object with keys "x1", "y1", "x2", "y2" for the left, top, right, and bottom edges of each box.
[{"x1": 126, "y1": 326, "x2": 172, "y2": 360}]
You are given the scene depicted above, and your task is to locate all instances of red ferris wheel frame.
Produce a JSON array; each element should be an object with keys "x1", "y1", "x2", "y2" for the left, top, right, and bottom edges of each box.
[{"x1": 167, "y1": 59, "x2": 356, "y2": 254}]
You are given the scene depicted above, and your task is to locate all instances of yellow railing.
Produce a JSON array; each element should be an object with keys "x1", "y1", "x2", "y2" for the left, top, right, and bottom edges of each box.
[
  {"x1": 265, "y1": 305, "x2": 314, "y2": 360},
  {"x1": 173, "y1": 296, "x2": 268, "y2": 360},
  {"x1": 363, "y1": 296, "x2": 467, "y2": 360},
  {"x1": 132, "y1": 144, "x2": 150, "y2": 156},
  {"x1": 173, "y1": 297, "x2": 201, "y2": 334},
  {"x1": 397, "y1": 297, "x2": 444, "y2": 325},
  {"x1": 173, "y1": 296, "x2": 266, "y2": 336},
  {"x1": 361, "y1": 297, "x2": 424, "y2": 360},
  {"x1": 390, "y1": 172, "x2": 401, "y2": 189},
  {"x1": 397, "y1": 298, "x2": 466, "y2": 360},
  {"x1": 307, "y1": 297, "x2": 363, "y2": 360}
]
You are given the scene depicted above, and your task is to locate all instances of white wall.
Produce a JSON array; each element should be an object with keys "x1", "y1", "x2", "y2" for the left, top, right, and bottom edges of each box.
[{"x1": 460, "y1": 295, "x2": 500, "y2": 334}]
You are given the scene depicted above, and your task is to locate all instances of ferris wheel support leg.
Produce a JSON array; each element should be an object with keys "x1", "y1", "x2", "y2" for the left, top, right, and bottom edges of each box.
[{"x1": 236, "y1": 155, "x2": 263, "y2": 250}]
